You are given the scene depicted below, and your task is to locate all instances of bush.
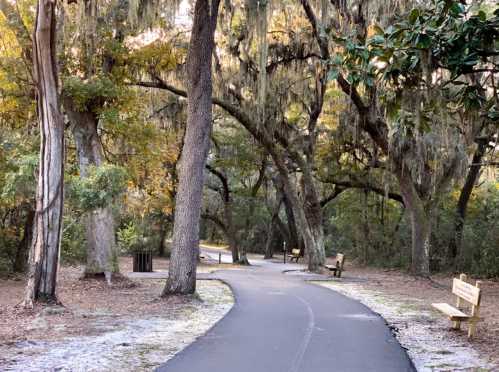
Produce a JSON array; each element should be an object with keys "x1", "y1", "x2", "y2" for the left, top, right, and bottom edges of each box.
[{"x1": 60, "y1": 215, "x2": 87, "y2": 264}]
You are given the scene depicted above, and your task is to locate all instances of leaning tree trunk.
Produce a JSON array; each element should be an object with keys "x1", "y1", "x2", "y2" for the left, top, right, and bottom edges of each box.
[
  {"x1": 24, "y1": 0, "x2": 65, "y2": 307},
  {"x1": 162, "y1": 0, "x2": 220, "y2": 295},
  {"x1": 65, "y1": 103, "x2": 118, "y2": 280}
]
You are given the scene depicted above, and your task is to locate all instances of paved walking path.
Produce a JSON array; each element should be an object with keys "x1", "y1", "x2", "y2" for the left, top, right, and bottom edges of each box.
[{"x1": 156, "y1": 250, "x2": 415, "y2": 372}]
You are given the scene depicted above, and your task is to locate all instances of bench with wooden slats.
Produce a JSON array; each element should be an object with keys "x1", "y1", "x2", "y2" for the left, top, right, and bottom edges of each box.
[
  {"x1": 325, "y1": 253, "x2": 345, "y2": 278},
  {"x1": 432, "y1": 273, "x2": 482, "y2": 338},
  {"x1": 287, "y1": 248, "x2": 301, "y2": 263}
]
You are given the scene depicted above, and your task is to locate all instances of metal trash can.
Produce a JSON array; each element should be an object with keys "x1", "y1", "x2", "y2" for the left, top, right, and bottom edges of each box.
[{"x1": 133, "y1": 250, "x2": 153, "y2": 272}]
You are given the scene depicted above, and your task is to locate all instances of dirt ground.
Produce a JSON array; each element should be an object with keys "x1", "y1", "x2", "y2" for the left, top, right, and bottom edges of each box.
[
  {"x1": 326, "y1": 257, "x2": 499, "y2": 369},
  {"x1": 0, "y1": 256, "x2": 232, "y2": 344}
]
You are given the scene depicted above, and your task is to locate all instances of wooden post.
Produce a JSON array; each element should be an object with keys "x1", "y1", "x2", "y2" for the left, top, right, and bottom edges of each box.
[
  {"x1": 453, "y1": 273, "x2": 467, "y2": 330},
  {"x1": 283, "y1": 241, "x2": 286, "y2": 264},
  {"x1": 219, "y1": 252, "x2": 221, "y2": 264},
  {"x1": 468, "y1": 280, "x2": 481, "y2": 338}
]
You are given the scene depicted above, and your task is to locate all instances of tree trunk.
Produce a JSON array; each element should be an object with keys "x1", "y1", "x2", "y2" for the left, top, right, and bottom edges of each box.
[
  {"x1": 362, "y1": 190, "x2": 370, "y2": 264},
  {"x1": 65, "y1": 103, "x2": 118, "y2": 279},
  {"x1": 264, "y1": 214, "x2": 278, "y2": 259},
  {"x1": 299, "y1": 169, "x2": 326, "y2": 271},
  {"x1": 274, "y1": 176, "x2": 301, "y2": 252},
  {"x1": 24, "y1": 0, "x2": 64, "y2": 307},
  {"x1": 409, "y1": 202, "x2": 432, "y2": 276},
  {"x1": 279, "y1": 171, "x2": 325, "y2": 272},
  {"x1": 448, "y1": 139, "x2": 487, "y2": 263},
  {"x1": 224, "y1": 199, "x2": 240, "y2": 263},
  {"x1": 398, "y1": 173, "x2": 431, "y2": 276},
  {"x1": 162, "y1": 0, "x2": 220, "y2": 295}
]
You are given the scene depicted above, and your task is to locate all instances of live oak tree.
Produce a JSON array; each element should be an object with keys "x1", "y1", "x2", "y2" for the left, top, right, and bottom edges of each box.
[
  {"x1": 162, "y1": 0, "x2": 221, "y2": 295},
  {"x1": 324, "y1": 0, "x2": 498, "y2": 275},
  {"x1": 61, "y1": 0, "x2": 129, "y2": 280},
  {"x1": 24, "y1": 0, "x2": 65, "y2": 307}
]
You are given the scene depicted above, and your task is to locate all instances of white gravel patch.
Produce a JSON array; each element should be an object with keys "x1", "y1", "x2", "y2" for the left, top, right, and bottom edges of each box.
[
  {"x1": 314, "y1": 281, "x2": 493, "y2": 372},
  {"x1": 2, "y1": 280, "x2": 233, "y2": 372}
]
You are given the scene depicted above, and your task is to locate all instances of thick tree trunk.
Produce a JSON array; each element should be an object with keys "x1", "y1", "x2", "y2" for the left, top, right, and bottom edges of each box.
[
  {"x1": 398, "y1": 173, "x2": 431, "y2": 276},
  {"x1": 24, "y1": 0, "x2": 64, "y2": 307},
  {"x1": 65, "y1": 103, "x2": 118, "y2": 279},
  {"x1": 409, "y1": 203, "x2": 432, "y2": 276},
  {"x1": 448, "y1": 139, "x2": 487, "y2": 262},
  {"x1": 300, "y1": 171, "x2": 326, "y2": 270},
  {"x1": 162, "y1": 0, "x2": 220, "y2": 295},
  {"x1": 277, "y1": 170, "x2": 325, "y2": 272}
]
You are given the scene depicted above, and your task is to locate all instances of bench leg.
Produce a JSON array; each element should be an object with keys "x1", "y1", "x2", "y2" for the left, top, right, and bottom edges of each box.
[
  {"x1": 452, "y1": 320, "x2": 461, "y2": 330},
  {"x1": 468, "y1": 320, "x2": 477, "y2": 338}
]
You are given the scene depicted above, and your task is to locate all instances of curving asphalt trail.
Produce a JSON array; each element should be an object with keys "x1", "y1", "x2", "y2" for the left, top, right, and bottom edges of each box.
[{"x1": 156, "y1": 252, "x2": 415, "y2": 372}]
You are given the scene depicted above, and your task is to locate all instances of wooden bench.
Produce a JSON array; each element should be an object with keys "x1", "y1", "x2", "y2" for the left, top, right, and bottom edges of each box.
[
  {"x1": 287, "y1": 248, "x2": 301, "y2": 263},
  {"x1": 432, "y1": 273, "x2": 482, "y2": 338},
  {"x1": 325, "y1": 253, "x2": 345, "y2": 277}
]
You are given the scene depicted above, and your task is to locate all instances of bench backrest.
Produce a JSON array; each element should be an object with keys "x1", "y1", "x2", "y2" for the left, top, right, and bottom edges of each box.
[
  {"x1": 452, "y1": 278, "x2": 481, "y2": 306},
  {"x1": 291, "y1": 248, "x2": 300, "y2": 256},
  {"x1": 336, "y1": 253, "x2": 345, "y2": 269}
]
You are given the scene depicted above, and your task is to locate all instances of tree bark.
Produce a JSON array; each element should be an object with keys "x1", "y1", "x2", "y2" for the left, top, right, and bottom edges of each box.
[
  {"x1": 64, "y1": 102, "x2": 118, "y2": 279},
  {"x1": 273, "y1": 176, "x2": 301, "y2": 252},
  {"x1": 264, "y1": 217, "x2": 276, "y2": 259},
  {"x1": 162, "y1": 0, "x2": 220, "y2": 295},
  {"x1": 448, "y1": 138, "x2": 487, "y2": 262},
  {"x1": 397, "y1": 173, "x2": 431, "y2": 276},
  {"x1": 24, "y1": 0, "x2": 64, "y2": 307},
  {"x1": 299, "y1": 169, "x2": 326, "y2": 270},
  {"x1": 264, "y1": 200, "x2": 282, "y2": 259},
  {"x1": 224, "y1": 198, "x2": 240, "y2": 263}
]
